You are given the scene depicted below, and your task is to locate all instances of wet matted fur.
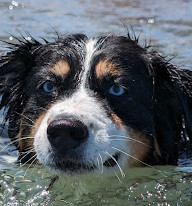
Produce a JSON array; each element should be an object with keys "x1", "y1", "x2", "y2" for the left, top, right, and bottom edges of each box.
[{"x1": 0, "y1": 33, "x2": 192, "y2": 174}]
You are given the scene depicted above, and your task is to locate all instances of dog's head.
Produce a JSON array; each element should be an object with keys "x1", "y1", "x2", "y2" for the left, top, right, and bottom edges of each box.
[{"x1": 0, "y1": 34, "x2": 192, "y2": 174}]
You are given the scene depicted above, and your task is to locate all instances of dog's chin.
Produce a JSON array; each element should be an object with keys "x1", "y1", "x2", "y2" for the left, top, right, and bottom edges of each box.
[
  {"x1": 48, "y1": 161, "x2": 96, "y2": 175},
  {"x1": 44, "y1": 153, "x2": 121, "y2": 174}
]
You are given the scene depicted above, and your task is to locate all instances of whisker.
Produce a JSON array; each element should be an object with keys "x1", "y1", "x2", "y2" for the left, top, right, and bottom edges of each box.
[
  {"x1": 19, "y1": 148, "x2": 36, "y2": 163},
  {"x1": 98, "y1": 153, "x2": 104, "y2": 174},
  {"x1": 26, "y1": 100, "x2": 48, "y2": 112},
  {"x1": 15, "y1": 111, "x2": 35, "y2": 124},
  {"x1": 96, "y1": 157, "x2": 101, "y2": 173},
  {"x1": 110, "y1": 138, "x2": 131, "y2": 141},
  {"x1": 112, "y1": 146, "x2": 152, "y2": 168},
  {"x1": 20, "y1": 153, "x2": 37, "y2": 168},
  {"x1": 112, "y1": 147, "x2": 170, "y2": 177},
  {"x1": 23, "y1": 99, "x2": 47, "y2": 111},
  {"x1": 100, "y1": 153, "x2": 122, "y2": 183},
  {"x1": 33, "y1": 106, "x2": 48, "y2": 112},
  {"x1": 23, "y1": 156, "x2": 37, "y2": 178},
  {"x1": 19, "y1": 147, "x2": 35, "y2": 155},
  {"x1": 103, "y1": 151, "x2": 125, "y2": 178},
  {"x1": 113, "y1": 170, "x2": 122, "y2": 184},
  {"x1": 0, "y1": 136, "x2": 34, "y2": 153},
  {"x1": 21, "y1": 123, "x2": 35, "y2": 127},
  {"x1": 109, "y1": 135, "x2": 151, "y2": 147}
]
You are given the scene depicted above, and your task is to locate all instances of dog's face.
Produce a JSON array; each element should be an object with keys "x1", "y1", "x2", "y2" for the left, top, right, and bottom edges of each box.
[
  {"x1": 24, "y1": 35, "x2": 153, "y2": 173},
  {"x1": 1, "y1": 34, "x2": 191, "y2": 174}
]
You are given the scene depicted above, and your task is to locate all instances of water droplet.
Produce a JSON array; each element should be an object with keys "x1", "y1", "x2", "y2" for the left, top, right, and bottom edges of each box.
[
  {"x1": 148, "y1": 19, "x2": 155, "y2": 24},
  {"x1": 12, "y1": 1, "x2": 19, "y2": 6},
  {"x1": 25, "y1": 36, "x2": 32, "y2": 41},
  {"x1": 9, "y1": 5, "x2": 13, "y2": 10},
  {"x1": 9, "y1": 36, "x2": 13, "y2": 41}
]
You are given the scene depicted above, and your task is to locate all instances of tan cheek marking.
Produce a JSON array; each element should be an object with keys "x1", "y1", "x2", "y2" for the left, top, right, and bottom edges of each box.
[
  {"x1": 127, "y1": 128, "x2": 151, "y2": 167},
  {"x1": 11, "y1": 119, "x2": 26, "y2": 151},
  {"x1": 12, "y1": 118, "x2": 37, "y2": 163},
  {"x1": 49, "y1": 60, "x2": 70, "y2": 78},
  {"x1": 17, "y1": 112, "x2": 48, "y2": 163},
  {"x1": 13, "y1": 130, "x2": 22, "y2": 149},
  {"x1": 17, "y1": 112, "x2": 47, "y2": 152},
  {"x1": 30, "y1": 112, "x2": 47, "y2": 137},
  {"x1": 95, "y1": 60, "x2": 122, "y2": 80},
  {"x1": 111, "y1": 114, "x2": 150, "y2": 166},
  {"x1": 111, "y1": 113, "x2": 125, "y2": 129}
]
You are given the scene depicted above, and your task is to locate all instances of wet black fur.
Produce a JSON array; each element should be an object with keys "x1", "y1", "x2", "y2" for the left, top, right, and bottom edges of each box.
[{"x1": 0, "y1": 33, "x2": 192, "y2": 165}]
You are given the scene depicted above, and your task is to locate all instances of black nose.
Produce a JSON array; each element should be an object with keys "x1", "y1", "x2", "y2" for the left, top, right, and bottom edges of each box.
[{"x1": 47, "y1": 118, "x2": 88, "y2": 152}]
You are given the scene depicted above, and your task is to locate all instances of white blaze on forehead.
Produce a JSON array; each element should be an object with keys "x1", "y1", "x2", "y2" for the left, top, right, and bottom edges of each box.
[{"x1": 80, "y1": 39, "x2": 97, "y2": 88}]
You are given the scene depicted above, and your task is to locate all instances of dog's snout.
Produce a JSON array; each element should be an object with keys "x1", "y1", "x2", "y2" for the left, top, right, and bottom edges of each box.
[{"x1": 47, "y1": 118, "x2": 88, "y2": 151}]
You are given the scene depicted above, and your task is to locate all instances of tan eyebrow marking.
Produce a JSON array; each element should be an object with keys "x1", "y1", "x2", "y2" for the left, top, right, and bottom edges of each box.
[
  {"x1": 95, "y1": 60, "x2": 122, "y2": 80},
  {"x1": 49, "y1": 60, "x2": 70, "y2": 78}
]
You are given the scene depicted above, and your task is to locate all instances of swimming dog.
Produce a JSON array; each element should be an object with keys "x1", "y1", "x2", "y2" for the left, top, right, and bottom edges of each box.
[{"x1": 0, "y1": 34, "x2": 191, "y2": 173}]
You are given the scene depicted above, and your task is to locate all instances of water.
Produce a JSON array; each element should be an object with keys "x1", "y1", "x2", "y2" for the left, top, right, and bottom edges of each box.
[
  {"x1": 0, "y1": 166, "x2": 192, "y2": 205},
  {"x1": 0, "y1": 0, "x2": 192, "y2": 205}
]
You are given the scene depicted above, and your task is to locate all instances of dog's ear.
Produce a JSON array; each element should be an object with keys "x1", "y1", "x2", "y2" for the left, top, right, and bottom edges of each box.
[
  {"x1": 0, "y1": 40, "x2": 41, "y2": 140},
  {"x1": 149, "y1": 53, "x2": 192, "y2": 163},
  {"x1": 170, "y1": 68, "x2": 192, "y2": 139}
]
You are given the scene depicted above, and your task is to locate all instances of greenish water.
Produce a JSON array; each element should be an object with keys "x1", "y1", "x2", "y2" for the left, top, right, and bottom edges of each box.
[
  {"x1": 0, "y1": 0, "x2": 192, "y2": 205},
  {"x1": 0, "y1": 165, "x2": 192, "y2": 205}
]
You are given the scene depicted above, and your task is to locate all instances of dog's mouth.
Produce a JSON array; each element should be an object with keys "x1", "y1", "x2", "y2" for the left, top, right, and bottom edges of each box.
[
  {"x1": 48, "y1": 153, "x2": 120, "y2": 173},
  {"x1": 103, "y1": 153, "x2": 120, "y2": 167},
  {"x1": 52, "y1": 161, "x2": 96, "y2": 173}
]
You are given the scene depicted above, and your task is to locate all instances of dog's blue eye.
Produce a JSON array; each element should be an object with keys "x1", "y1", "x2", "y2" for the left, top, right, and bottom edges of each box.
[
  {"x1": 43, "y1": 81, "x2": 56, "y2": 93},
  {"x1": 109, "y1": 85, "x2": 125, "y2": 96}
]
